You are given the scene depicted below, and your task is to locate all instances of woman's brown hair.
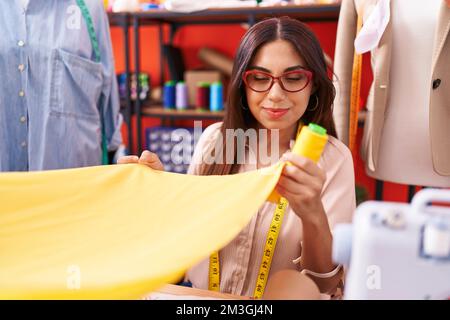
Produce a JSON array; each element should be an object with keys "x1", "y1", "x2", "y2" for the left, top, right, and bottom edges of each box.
[{"x1": 199, "y1": 16, "x2": 336, "y2": 176}]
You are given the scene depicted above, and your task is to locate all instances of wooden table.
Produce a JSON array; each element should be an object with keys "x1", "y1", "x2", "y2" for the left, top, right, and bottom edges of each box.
[{"x1": 145, "y1": 284, "x2": 250, "y2": 300}]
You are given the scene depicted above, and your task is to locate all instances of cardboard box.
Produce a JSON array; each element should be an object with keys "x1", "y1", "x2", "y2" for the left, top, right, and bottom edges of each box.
[{"x1": 184, "y1": 70, "x2": 222, "y2": 107}]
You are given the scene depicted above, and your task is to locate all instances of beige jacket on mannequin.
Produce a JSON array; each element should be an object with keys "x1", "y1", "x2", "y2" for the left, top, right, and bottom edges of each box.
[{"x1": 333, "y1": 0, "x2": 450, "y2": 176}]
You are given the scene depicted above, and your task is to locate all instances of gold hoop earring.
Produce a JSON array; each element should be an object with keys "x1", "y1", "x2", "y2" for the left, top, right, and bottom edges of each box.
[{"x1": 308, "y1": 95, "x2": 319, "y2": 111}]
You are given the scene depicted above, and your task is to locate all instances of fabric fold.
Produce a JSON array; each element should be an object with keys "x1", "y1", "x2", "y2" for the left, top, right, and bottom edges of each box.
[{"x1": 0, "y1": 163, "x2": 284, "y2": 299}]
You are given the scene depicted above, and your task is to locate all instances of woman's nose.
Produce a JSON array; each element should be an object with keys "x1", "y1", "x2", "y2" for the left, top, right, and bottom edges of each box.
[{"x1": 267, "y1": 80, "x2": 286, "y2": 102}]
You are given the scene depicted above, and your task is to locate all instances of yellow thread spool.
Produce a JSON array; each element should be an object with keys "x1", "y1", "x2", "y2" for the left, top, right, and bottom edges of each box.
[
  {"x1": 291, "y1": 123, "x2": 328, "y2": 164},
  {"x1": 268, "y1": 123, "x2": 328, "y2": 203}
]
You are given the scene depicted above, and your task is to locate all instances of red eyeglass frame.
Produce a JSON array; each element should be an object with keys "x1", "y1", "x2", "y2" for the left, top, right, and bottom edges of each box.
[{"x1": 242, "y1": 69, "x2": 314, "y2": 93}]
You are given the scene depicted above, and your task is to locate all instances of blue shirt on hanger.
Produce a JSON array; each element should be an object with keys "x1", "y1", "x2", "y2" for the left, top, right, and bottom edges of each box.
[{"x1": 0, "y1": 0, "x2": 123, "y2": 171}]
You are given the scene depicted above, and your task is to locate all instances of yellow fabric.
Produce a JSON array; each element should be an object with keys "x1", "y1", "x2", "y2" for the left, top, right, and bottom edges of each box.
[{"x1": 0, "y1": 163, "x2": 284, "y2": 299}]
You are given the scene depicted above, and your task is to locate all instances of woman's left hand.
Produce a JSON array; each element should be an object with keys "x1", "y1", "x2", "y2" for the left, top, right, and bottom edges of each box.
[{"x1": 275, "y1": 152, "x2": 327, "y2": 224}]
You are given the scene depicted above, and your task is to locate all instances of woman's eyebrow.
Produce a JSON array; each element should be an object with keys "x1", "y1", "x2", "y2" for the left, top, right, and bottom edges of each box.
[
  {"x1": 247, "y1": 66, "x2": 271, "y2": 72},
  {"x1": 247, "y1": 65, "x2": 306, "y2": 73},
  {"x1": 284, "y1": 65, "x2": 306, "y2": 72}
]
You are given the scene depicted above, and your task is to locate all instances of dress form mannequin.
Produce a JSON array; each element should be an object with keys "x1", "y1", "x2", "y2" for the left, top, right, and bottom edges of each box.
[
  {"x1": 371, "y1": 0, "x2": 449, "y2": 188},
  {"x1": 333, "y1": 0, "x2": 450, "y2": 201}
]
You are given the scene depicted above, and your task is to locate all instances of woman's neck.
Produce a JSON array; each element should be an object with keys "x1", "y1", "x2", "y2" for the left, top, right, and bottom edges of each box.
[{"x1": 255, "y1": 123, "x2": 298, "y2": 168}]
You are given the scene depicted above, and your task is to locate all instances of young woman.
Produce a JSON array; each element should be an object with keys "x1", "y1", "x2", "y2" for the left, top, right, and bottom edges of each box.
[{"x1": 120, "y1": 17, "x2": 355, "y2": 298}]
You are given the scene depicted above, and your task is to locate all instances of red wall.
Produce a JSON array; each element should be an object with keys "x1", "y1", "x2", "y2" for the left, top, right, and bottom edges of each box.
[{"x1": 110, "y1": 22, "x2": 414, "y2": 203}]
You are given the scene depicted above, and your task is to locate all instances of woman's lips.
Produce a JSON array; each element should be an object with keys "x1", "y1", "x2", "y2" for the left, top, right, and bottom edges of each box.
[{"x1": 263, "y1": 107, "x2": 289, "y2": 120}]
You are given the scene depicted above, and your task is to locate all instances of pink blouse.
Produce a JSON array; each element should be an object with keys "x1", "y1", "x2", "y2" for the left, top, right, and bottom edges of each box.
[{"x1": 185, "y1": 122, "x2": 356, "y2": 297}]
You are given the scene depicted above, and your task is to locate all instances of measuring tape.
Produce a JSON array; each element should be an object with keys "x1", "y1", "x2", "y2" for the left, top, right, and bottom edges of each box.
[
  {"x1": 76, "y1": 0, "x2": 101, "y2": 63},
  {"x1": 348, "y1": 15, "x2": 363, "y2": 153},
  {"x1": 77, "y1": 0, "x2": 108, "y2": 165},
  {"x1": 208, "y1": 125, "x2": 306, "y2": 299},
  {"x1": 208, "y1": 197, "x2": 288, "y2": 298},
  {"x1": 208, "y1": 252, "x2": 220, "y2": 291},
  {"x1": 253, "y1": 197, "x2": 288, "y2": 299}
]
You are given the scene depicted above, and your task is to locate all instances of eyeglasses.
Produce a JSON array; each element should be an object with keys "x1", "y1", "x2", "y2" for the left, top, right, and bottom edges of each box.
[{"x1": 243, "y1": 69, "x2": 313, "y2": 93}]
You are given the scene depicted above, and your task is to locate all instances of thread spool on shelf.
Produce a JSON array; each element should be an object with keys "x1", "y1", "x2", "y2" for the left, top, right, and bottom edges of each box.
[
  {"x1": 176, "y1": 81, "x2": 188, "y2": 111},
  {"x1": 210, "y1": 81, "x2": 224, "y2": 112},
  {"x1": 163, "y1": 80, "x2": 176, "y2": 109},
  {"x1": 138, "y1": 73, "x2": 150, "y2": 101},
  {"x1": 196, "y1": 82, "x2": 210, "y2": 111}
]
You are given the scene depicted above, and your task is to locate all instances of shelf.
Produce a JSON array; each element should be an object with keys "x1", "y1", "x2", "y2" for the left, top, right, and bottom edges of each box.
[
  {"x1": 108, "y1": 12, "x2": 130, "y2": 26},
  {"x1": 136, "y1": 4, "x2": 340, "y2": 24},
  {"x1": 108, "y1": 3, "x2": 341, "y2": 26},
  {"x1": 141, "y1": 105, "x2": 363, "y2": 124},
  {"x1": 142, "y1": 106, "x2": 225, "y2": 120}
]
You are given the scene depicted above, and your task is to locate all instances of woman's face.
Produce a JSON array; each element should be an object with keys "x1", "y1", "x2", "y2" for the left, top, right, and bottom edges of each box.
[{"x1": 244, "y1": 39, "x2": 313, "y2": 132}]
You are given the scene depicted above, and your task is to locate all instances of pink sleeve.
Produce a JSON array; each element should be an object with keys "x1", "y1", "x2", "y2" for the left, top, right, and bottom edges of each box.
[
  {"x1": 319, "y1": 137, "x2": 356, "y2": 230},
  {"x1": 187, "y1": 122, "x2": 223, "y2": 175}
]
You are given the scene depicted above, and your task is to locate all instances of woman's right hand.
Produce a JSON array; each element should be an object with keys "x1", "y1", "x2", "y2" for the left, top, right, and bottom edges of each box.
[{"x1": 118, "y1": 150, "x2": 164, "y2": 171}]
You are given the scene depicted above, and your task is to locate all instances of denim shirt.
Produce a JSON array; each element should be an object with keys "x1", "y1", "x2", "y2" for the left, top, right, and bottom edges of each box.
[{"x1": 0, "y1": 0, "x2": 122, "y2": 171}]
